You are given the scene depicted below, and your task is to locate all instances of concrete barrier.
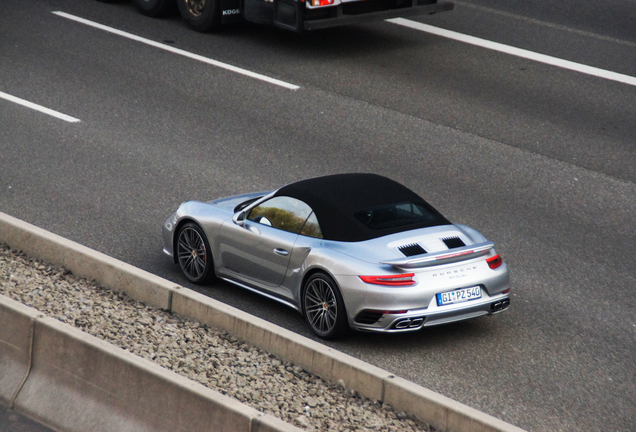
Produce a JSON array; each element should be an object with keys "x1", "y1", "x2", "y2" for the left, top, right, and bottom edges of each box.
[
  {"x1": 1, "y1": 295, "x2": 301, "y2": 432},
  {"x1": 0, "y1": 296, "x2": 41, "y2": 407},
  {"x1": 172, "y1": 288, "x2": 390, "y2": 401},
  {"x1": 0, "y1": 211, "x2": 526, "y2": 432},
  {"x1": 384, "y1": 376, "x2": 525, "y2": 432},
  {"x1": 0, "y1": 212, "x2": 176, "y2": 310}
]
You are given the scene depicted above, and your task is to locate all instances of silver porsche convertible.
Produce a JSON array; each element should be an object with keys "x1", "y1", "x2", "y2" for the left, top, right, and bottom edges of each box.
[{"x1": 162, "y1": 173, "x2": 510, "y2": 339}]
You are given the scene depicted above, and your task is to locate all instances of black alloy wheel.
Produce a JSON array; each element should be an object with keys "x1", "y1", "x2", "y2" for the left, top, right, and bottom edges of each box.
[
  {"x1": 176, "y1": 222, "x2": 214, "y2": 284},
  {"x1": 177, "y1": 0, "x2": 221, "y2": 32},
  {"x1": 303, "y1": 273, "x2": 348, "y2": 339}
]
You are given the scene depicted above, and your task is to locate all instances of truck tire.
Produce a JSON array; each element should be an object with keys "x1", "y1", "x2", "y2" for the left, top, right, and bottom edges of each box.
[
  {"x1": 133, "y1": 0, "x2": 176, "y2": 17},
  {"x1": 177, "y1": 0, "x2": 221, "y2": 32}
]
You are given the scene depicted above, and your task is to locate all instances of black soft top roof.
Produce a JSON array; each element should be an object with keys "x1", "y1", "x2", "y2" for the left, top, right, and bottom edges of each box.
[{"x1": 274, "y1": 173, "x2": 449, "y2": 242}]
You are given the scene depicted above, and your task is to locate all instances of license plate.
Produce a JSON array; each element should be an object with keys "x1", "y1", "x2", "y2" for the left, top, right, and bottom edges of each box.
[{"x1": 437, "y1": 286, "x2": 481, "y2": 306}]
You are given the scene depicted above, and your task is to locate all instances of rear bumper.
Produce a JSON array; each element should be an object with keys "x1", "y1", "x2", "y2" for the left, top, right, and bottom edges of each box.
[
  {"x1": 352, "y1": 293, "x2": 511, "y2": 333},
  {"x1": 303, "y1": 0, "x2": 454, "y2": 31},
  {"x1": 337, "y1": 261, "x2": 511, "y2": 333}
]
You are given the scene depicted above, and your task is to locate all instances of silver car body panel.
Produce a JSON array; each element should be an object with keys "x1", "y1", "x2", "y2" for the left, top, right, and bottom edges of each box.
[{"x1": 163, "y1": 190, "x2": 511, "y2": 333}]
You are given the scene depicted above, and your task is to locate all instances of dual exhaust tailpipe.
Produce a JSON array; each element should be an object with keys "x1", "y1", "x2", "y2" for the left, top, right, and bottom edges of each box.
[
  {"x1": 394, "y1": 317, "x2": 425, "y2": 329},
  {"x1": 491, "y1": 299, "x2": 510, "y2": 313}
]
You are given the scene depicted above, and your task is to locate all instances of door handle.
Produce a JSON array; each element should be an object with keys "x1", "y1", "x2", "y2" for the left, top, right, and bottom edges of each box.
[{"x1": 274, "y1": 248, "x2": 289, "y2": 256}]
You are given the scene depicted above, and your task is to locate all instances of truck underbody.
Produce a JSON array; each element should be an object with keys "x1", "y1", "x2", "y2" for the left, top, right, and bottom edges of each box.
[
  {"x1": 119, "y1": 0, "x2": 454, "y2": 33},
  {"x1": 238, "y1": 0, "x2": 455, "y2": 32}
]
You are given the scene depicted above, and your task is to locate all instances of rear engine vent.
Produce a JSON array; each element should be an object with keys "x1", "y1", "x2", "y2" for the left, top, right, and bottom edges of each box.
[
  {"x1": 355, "y1": 310, "x2": 385, "y2": 325},
  {"x1": 442, "y1": 236, "x2": 466, "y2": 249},
  {"x1": 398, "y1": 243, "x2": 427, "y2": 257}
]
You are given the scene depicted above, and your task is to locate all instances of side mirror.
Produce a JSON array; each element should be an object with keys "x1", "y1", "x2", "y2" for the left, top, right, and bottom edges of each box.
[
  {"x1": 256, "y1": 216, "x2": 272, "y2": 227},
  {"x1": 233, "y1": 211, "x2": 247, "y2": 226}
]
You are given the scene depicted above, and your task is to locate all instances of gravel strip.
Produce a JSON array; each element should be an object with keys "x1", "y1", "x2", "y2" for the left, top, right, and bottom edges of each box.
[{"x1": 0, "y1": 244, "x2": 433, "y2": 432}]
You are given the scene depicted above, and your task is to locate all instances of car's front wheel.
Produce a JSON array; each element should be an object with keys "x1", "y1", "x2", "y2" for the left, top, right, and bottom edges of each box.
[
  {"x1": 176, "y1": 222, "x2": 214, "y2": 284},
  {"x1": 303, "y1": 273, "x2": 348, "y2": 339},
  {"x1": 176, "y1": 0, "x2": 221, "y2": 32}
]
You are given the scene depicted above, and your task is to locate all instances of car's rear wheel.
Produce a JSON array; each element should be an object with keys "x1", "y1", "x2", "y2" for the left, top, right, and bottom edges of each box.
[
  {"x1": 303, "y1": 273, "x2": 348, "y2": 339},
  {"x1": 176, "y1": 0, "x2": 221, "y2": 32},
  {"x1": 132, "y1": 0, "x2": 176, "y2": 17},
  {"x1": 176, "y1": 222, "x2": 214, "y2": 284}
]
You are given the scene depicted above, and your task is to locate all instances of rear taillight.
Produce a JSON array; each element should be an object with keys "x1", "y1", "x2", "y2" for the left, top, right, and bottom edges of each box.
[
  {"x1": 312, "y1": 0, "x2": 334, "y2": 5},
  {"x1": 487, "y1": 254, "x2": 503, "y2": 269},
  {"x1": 359, "y1": 273, "x2": 415, "y2": 286}
]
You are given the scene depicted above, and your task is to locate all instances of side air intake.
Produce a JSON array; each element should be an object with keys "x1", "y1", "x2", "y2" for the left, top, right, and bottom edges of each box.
[
  {"x1": 442, "y1": 236, "x2": 466, "y2": 249},
  {"x1": 398, "y1": 243, "x2": 427, "y2": 257}
]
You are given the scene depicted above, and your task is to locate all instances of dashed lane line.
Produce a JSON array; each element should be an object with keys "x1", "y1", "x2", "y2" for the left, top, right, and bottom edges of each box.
[
  {"x1": 52, "y1": 11, "x2": 300, "y2": 91},
  {"x1": 0, "y1": 91, "x2": 81, "y2": 123},
  {"x1": 388, "y1": 18, "x2": 636, "y2": 87}
]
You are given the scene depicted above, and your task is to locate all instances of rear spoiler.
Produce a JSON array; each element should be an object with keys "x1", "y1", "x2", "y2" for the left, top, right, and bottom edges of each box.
[{"x1": 380, "y1": 241, "x2": 494, "y2": 269}]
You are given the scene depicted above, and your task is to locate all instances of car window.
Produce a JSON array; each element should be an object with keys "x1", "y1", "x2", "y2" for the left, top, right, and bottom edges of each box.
[
  {"x1": 300, "y1": 212, "x2": 323, "y2": 239},
  {"x1": 248, "y1": 196, "x2": 316, "y2": 235},
  {"x1": 353, "y1": 201, "x2": 438, "y2": 230}
]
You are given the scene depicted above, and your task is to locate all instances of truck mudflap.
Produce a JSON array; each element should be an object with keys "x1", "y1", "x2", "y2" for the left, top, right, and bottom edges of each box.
[
  {"x1": 274, "y1": 0, "x2": 303, "y2": 31},
  {"x1": 301, "y1": 0, "x2": 454, "y2": 31},
  {"x1": 221, "y1": 0, "x2": 243, "y2": 24}
]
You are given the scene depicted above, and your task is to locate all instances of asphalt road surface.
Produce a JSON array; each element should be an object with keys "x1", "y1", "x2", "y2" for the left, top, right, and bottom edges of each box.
[{"x1": 1, "y1": 0, "x2": 635, "y2": 431}]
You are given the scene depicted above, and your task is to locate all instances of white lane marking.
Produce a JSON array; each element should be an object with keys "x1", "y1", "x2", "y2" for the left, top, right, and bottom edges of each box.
[
  {"x1": 388, "y1": 18, "x2": 636, "y2": 88},
  {"x1": 52, "y1": 11, "x2": 300, "y2": 91},
  {"x1": 0, "y1": 90, "x2": 81, "y2": 123},
  {"x1": 454, "y1": 0, "x2": 636, "y2": 49}
]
